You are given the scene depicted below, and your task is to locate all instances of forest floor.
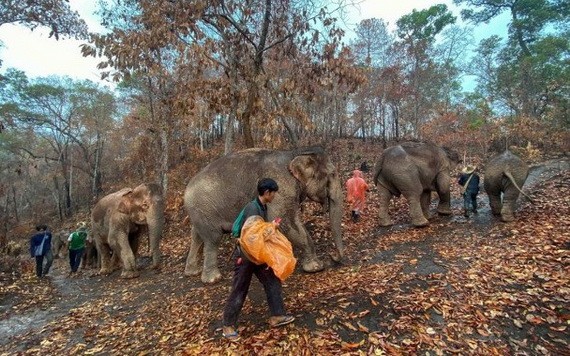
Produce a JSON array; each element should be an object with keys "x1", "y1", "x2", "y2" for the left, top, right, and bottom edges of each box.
[{"x1": 1, "y1": 142, "x2": 569, "y2": 355}]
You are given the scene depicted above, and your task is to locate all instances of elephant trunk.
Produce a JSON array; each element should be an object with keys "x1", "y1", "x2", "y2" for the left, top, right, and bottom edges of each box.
[
  {"x1": 148, "y1": 201, "x2": 164, "y2": 269},
  {"x1": 328, "y1": 176, "x2": 344, "y2": 262}
]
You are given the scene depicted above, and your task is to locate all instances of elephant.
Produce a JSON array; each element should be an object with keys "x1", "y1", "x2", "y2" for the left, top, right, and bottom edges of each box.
[
  {"x1": 52, "y1": 229, "x2": 70, "y2": 259},
  {"x1": 81, "y1": 238, "x2": 98, "y2": 269},
  {"x1": 183, "y1": 146, "x2": 344, "y2": 284},
  {"x1": 484, "y1": 150, "x2": 532, "y2": 222},
  {"x1": 373, "y1": 142, "x2": 461, "y2": 227},
  {"x1": 91, "y1": 183, "x2": 165, "y2": 278}
]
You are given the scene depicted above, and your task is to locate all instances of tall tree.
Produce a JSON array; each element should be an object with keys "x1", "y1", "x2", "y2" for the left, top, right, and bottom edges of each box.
[
  {"x1": 395, "y1": 4, "x2": 456, "y2": 136},
  {"x1": 84, "y1": 0, "x2": 360, "y2": 155},
  {"x1": 0, "y1": 70, "x2": 116, "y2": 217},
  {"x1": 0, "y1": 0, "x2": 88, "y2": 40},
  {"x1": 350, "y1": 18, "x2": 394, "y2": 142},
  {"x1": 455, "y1": 0, "x2": 570, "y2": 119},
  {"x1": 0, "y1": 0, "x2": 89, "y2": 132}
]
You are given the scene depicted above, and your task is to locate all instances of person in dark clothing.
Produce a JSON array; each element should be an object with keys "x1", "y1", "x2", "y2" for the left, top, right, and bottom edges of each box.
[
  {"x1": 222, "y1": 178, "x2": 295, "y2": 341},
  {"x1": 458, "y1": 165, "x2": 480, "y2": 217},
  {"x1": 29, "y1": 224, "x2": 52, "y2": 278}
]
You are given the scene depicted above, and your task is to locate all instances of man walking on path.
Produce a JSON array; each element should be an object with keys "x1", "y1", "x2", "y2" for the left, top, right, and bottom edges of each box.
[
  {"x1": 346, "y1": 169, "x2": 369, "y2": 222},
  {"x1": 68, "y1": 222, "x2": 88, "y2": 277},
  {"x1": 458, "y1": 165, "x2": 480, "y2": 218},
  {"x1": 29, "y1": 224, "x2": 52, "y2": 278},
  {"x1": 222, "y1": 178, "x2": 295, "y2": 341}
]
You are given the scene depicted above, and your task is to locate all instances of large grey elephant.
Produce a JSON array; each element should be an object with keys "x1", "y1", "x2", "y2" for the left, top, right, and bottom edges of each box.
[
  {"x1": 484, "y1": 150, "x2": 532, "y2": 222},
  {"x1": 91, "y1": 183, "x2": 164, "y2": 278},
  {"x1": 373, "y1": 142, "x2": 461, "y2": 227},
  {"x1": 184, "y1": 146, "x2": 344, "y2": 284}
]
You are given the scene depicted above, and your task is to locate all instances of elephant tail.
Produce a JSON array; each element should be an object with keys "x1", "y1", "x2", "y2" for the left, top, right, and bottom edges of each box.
[
  {"x1": 373, "y1": 154, "x2": 385, "y2": 185},
  {"x1": 504, "y1": 171, "x2": 535, "y2": 204},
  {"x1": 373, "y1": 154, "x2": 400, "y2": 196}
]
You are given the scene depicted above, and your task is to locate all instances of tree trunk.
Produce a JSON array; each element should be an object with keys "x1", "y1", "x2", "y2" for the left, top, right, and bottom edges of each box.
[
  {"x1": 11, "y1": 185, "x2": 19, "y2": 223},
  {"x1": 159, "y1": 124, "x2": 169, "y2": 194},
  {"x1": 53, "y1": 176, "x2": 63, "y2": 221},
  {"x1": 224, "y1": 52, "x2": 239, "y2": 155},
  {"x1": 92, "y1": 131, "x2": 104, "y2": 200},
  {"x1": 63, "y1": 171, "x2": 72, "y2": 217},
  {"x1": 392, "y1": 104, "x2": 400, "y2": 140},
  {"x1": 241, "y1": 81, "x2": 257, "y2": 148},
  {"x1": 238, "y1": 0, "x2": 272, "y2": 148}
]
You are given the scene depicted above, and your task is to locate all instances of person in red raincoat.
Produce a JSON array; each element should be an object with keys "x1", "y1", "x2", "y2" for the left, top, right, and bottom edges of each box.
[{"x1": 345, "y1": 169, "x2": 369, "y2": 222}]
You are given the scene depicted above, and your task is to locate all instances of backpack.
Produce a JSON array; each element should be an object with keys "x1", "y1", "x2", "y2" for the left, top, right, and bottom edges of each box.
[
  {"x1": 231, "y1": 199, "x2": 261, "y2": 238},
  {"x1": 34, "y1": 233, "x2": 48, "y2": 257}
]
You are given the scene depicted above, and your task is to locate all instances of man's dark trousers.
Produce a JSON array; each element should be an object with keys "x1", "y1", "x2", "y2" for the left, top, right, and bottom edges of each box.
[{"x1": 222, "y1": 249, "x2": 285, "y2": 327}]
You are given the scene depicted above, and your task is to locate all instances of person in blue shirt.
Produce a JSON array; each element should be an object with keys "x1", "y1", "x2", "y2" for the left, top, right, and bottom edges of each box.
[
  {"x1": 222, "y1": 178, "x2": 295, "y2": 341},
  {"x1": 458, "y1": 165, "x2": 481, "y2": 218},
  {"x1": 29, "y1": 224, "x2": 52, "y2": 278}
]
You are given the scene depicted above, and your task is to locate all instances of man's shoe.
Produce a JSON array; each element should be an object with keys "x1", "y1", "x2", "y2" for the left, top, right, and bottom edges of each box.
[
  {"x1": 269, "y1": 315, "x2": 295, "y2": 327},
  {"x1": 222, "y1": 326, "x2": 240, "y2": 341}
]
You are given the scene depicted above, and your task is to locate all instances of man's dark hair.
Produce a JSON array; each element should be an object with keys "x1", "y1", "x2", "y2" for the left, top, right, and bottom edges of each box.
[
  {"x1": 36, "y1": 224, "x2": 47, "y2": 231},
  {"x1": 257, "y1": 178, "x2": 279, "y2": 195}
]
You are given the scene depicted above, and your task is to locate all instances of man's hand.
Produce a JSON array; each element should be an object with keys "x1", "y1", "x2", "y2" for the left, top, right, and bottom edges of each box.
[{"x1": 272, "y1": 217, "x2": 282, "y2": 227}]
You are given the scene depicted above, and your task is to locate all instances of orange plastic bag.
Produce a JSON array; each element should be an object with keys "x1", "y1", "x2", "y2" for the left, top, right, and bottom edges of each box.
[{"x1": 239, "y1": 216, "x2": 297, "y2": 282}]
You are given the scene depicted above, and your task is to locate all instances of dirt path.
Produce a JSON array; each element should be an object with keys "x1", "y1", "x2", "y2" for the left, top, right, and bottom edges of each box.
[
  {"x1": 1, "y1": 157, "x2": 568, "y2": 353},
  {"x1": 0, "y1": 259, "x2": 102, "y2": 343}
]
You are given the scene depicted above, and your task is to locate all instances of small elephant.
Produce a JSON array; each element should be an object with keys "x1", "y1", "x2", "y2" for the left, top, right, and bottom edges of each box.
[
  {"x1": 184, "y1": 146, "x2": 344, "y2": 284},
  {"x1": 91, "y1": 183, "x2": 164, "y2": 278},
  {"x1": 51, "y1": 229, "x2": 72, "y2": 259},
  {"x1": 484, "y1": 150, "x2": 532, "y2": 222},
  {"x1": 81, "y1": 238, "x2": 98, "y2": 269},
  {"x1": 373, "y1": 142, "x2": 461, "y2": 227}
]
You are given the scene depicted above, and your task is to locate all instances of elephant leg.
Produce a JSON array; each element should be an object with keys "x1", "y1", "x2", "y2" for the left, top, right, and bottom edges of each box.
[
  {"x1": 435, "y1": 173, "x2": 452, "y2": 215},
  {"x1": 377, "y1": 186, "x2": 393, "y2": 226},
  {"x1": 129, "y1": 232, "x2": 141, "y2": 261},
  {"x1": 146, "y1": 209, "x2": 164, "y2": 270},
  {"x1": 148, "y1": 229, "x2": 161, "y2": 270},
  {"x1": 98, "y1": 242, "x2": 113, "y2": 275},
  {"x1": 201, "y1": 237, "x2": 222, "y2": 284},
  {"x1": 288, "y1": 213, "x2": 324, "y2": 273},
  {"x1": 88, "y1": 246, "x2": 97, "y2": 269},
  {"x1": 501, "y1": 188, "x2": 520, "y2": 222},
  {"x1": 80, "y1": 249, "x2": 87, "y2": 270},
  {"x1": 184, "y1": 226, "x2": 204, "y2": 277},
  {"x1": 406, "y1": 193, "x2": 429, "y2": 227},
  {"x1": 114, "y1": 231, "x2": 139, "y2": 278},
  {"x1": 82, "y1": 242, "x2": 94, "y2": 269},
  {"x1": 110, "y1": 251, "x2": 121, "y2": 270},
  {"x1": 488, "y1": 193, "x2": 502, "y2": 216},
  {"x1": 420, "y1": 191, "x2": 431, "y2": 219}
]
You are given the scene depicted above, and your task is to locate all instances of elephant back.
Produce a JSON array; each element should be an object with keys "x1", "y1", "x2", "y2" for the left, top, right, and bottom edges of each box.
[
  {"x1": 184, "y1": 149, "x2": 296, "y2": 226},
  {"x1": 484, "y1": 150, "x2": 529, "y2": 190}
]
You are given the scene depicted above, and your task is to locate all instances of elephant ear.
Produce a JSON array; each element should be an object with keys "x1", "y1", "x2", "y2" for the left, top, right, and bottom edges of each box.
[
  {"x1": 117, "y1": 190, "x2": 134, "y2": 214},
  {"x1": 132, "y1": 184, "x2": 153, "y2": 211},
  {"x1": 289, "y1": 154, "x2": 318, "y2": 187}
]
